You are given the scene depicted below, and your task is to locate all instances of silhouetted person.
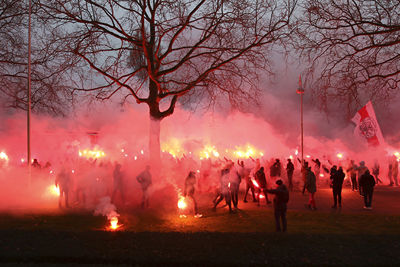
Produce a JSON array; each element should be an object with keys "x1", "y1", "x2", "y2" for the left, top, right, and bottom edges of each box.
[
  {"x1": 32, "y1": 159, "x2": 41, "y2": 169},
  {"x1": 255, "y1": 167, "x2": 271, "y2": 206},
  {"x1": 55, "y1": 167, "x2": 71, "y2": 208},
  {"x1": 229, "y1": 164, "x2": 241, "y2": 209},
  {"x1": 359, "y1": 169, "x2": 375, "y2": 209},
  {"x1": 266, "y1": 179, "x2": 289, "y2": 232},
  {"x1": 184, "y1": 171, "x2": 199, "y2": 215},
  {"x1": 213, "y1": 163, "x2": 233, "y2": 213},
  {"x1": 394, "y1": 158, "x2": 399, "y2": 186},
  {"x1": 357, "y1": 161, "x2": 368, "y2": 196},
  {"x1": 286, "y1": 159, "x2": 294, "y2": 191},
  {"x1": 301, "y1": 161, "x2": 309, "y2": 194},
  {"x1": 389, "y1": 156, "x2": 399, "y2": 186},
  {"x1": 312, "y1": 158, "x2": 321, "y2": 182},
  {"x1": 372, "y1": 161, "x2": 383, "y2": 185},
  {"x1": 347, "y1": 160, "x2": 358, "y2": 191},
  {"x1": 244, "y1": 161, "x2": 257, "y2": 203},
  {"x1": 329, "y1": 165, "x2": 337, "y2": 188},
  {"x1": 304, "y1": 167, "x2": 317, "y2": 210},
  {"x1": 331, "y1": 167, "x2": 345, "y2": 208},
  {"x1": 270, "y1": 159, "x2": 282, "y2": 178},
  {"x1": 111, "y1": 163, "x2": 125, "y2": 205},
  {"x1": 136, "y1": 165, "x2": 152, "y2": 208}
]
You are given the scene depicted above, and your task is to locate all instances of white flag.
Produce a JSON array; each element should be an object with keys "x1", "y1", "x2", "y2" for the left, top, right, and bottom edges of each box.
[{"x1": 351, "y1": 101, "x2": 385, "y2": 146}]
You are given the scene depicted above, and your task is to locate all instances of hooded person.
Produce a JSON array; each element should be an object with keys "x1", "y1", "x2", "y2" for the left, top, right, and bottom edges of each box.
[{"x1": 266, "y1": 179, "x2": 289, "y2": 232}]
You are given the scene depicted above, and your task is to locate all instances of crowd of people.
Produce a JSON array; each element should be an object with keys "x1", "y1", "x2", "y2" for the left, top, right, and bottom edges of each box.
[{"x1": 24, "y1": 152, "x2": 400, "y2": 232}]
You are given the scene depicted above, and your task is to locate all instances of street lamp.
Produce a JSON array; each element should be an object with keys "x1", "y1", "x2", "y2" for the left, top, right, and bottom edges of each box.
[
  {"x1": 296, "y1": 75, "x2": 304, "y2": 167},
  {"x1": 27, "y1": 0, "x2": 32, "y2": 182}
]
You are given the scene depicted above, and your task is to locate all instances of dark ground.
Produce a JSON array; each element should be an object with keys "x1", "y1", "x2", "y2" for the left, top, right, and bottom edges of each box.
[{"x1": 1, "y1": 185, "x2": 400, "y2": 266}]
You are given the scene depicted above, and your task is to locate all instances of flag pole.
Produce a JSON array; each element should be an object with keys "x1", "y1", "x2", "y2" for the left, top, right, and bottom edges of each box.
[
  {"x1": 296, "y1": 75, "x2": 305, "y2": 166},
  {"x1": 27, "y1": 0, "x2": 32, "y2": 182}
]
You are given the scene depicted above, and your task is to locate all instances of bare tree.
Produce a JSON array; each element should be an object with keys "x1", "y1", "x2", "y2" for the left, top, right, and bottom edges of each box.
[
  {"x1": 38, "y1": 0, "x2": 296, "y2": 162},
  {"x1": 0, "y1": 0, "x2": 79, "y2": 115},
  {"x1": 294, "y1": 0, "x2": 400, "y2": 117}
]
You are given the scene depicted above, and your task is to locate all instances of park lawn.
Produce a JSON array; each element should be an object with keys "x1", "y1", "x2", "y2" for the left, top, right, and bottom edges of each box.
[
  {"x1": 1, "y1": 208, "x2": 400, "y2": 266},
  {"x1": 1, "y1": 207, "x2": 399, "y2": 234}
]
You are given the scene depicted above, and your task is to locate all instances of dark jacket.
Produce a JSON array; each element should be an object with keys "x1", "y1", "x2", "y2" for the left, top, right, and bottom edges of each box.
[
  {"x1": 270, "y1": 161, "x2": 281, "y2": 177},
  {"x1": 305, "y1": 169, "x2": 317, "y2": 193},
  {"x1": 332, "y1": 169, "x2": 345, "y2": 189},
  {"x1": 255, "y1": 169, "x2": 267, "y2": 188},
  {"x1": 286, "y1": 161, "x2": 294, "y2": 174},
  {"x1": 359, "y1": 171, "x2": 376, "y2": 190},
  {"x1": 266, "y1": 184, "x2": 289, "y2": 210}
]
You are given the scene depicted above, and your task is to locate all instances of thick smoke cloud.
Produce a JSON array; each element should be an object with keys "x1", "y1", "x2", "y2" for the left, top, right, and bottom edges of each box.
[{"x1": 0, "y1": 78, "x2": 398, "y2": 215}]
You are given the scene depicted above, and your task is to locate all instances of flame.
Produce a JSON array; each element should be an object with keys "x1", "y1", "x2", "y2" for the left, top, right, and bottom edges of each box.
[
  {"x1": 48, "y1": 185, "x2": 60, "y2": 197},
  {"x1": 109, "y1": 216, "x2": 120, "y2": 230},
  {"x1": 161, "y1": 138, "x2": 184, "y2": 158},
  {"x1": 251, "y1": 178, "x2": 260, "y2": 188},
  {"x1": 337, "y1": 153, "x2": 343, "y2": 159},
  {"x1": 78, "y1": 146, "x2": 106, "y2": 159},
  {"x1": 177, "y1": 196, "x2": 187, "y2": 210},
  {"x1": 0, "y1": 151, "x2": 9, "y2": 161},
  {"x1": 199, "y1": 145, "x2": 220, "y2": 159},
  {"x1": 232, "y1": 144, "x2": 263, "y2": 159},
  {"x1": 320, "y1": 173, "x2": 324, "y2": 177},
  {"x1": 394, "y1": 152, "x2": 400, "y2": 162}
]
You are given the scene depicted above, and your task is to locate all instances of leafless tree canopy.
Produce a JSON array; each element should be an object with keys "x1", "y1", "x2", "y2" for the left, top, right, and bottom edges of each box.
[
  {"x1": 0, "y1": 0, "x2": 78, "y2": 115},
  {"x1": 38, "y1": 0, "x2": 296, "y2": 119},
  {"x1": 294, "y1": 0, "x2": 400, "y2": 115}
]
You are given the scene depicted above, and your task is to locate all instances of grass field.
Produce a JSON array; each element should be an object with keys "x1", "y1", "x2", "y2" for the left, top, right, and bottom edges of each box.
[{"x1": 1, "y1": 187, "x2": 400, "y2": 266}]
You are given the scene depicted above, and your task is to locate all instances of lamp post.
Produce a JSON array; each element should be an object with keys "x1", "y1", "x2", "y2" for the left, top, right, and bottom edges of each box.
[
  {"x1": 296, "y1": 75, "x2": 304, "y2": 167},
  {"x1": 27, "y1": 0, "x2": 32, "y2": 181}
]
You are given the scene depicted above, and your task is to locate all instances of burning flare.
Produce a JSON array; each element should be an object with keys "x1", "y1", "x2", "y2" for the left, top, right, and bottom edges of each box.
[
  {"x1": 48, "y1": 185, "x2": 60, "y2": 197},
  {"x1": 177, "y1": 196, "x2": 187, "y2": 210},
  {"x1": 109, "y1": 216, "x2": 120, "y2": 230},
  {"x1": 199, "y1": 145, "x2": 220, "y2": 160},
  {"x1": 0, "y1": 151, "x2": 9, "y2": 161},
  {"x1": 251, "y1": 178, "x2": 260, "y2": 188},
  {"x1": 78, "y1": 146, "x2": 106, "y2": 159},
  {"x1": 232, "y1": 144, "x2": 263, "y2": 159}
]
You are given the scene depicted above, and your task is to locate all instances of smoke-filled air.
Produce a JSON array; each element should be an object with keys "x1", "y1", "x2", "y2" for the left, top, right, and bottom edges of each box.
[{"x1": 1, "y1": 88, "x2": 399, "y2": 225}]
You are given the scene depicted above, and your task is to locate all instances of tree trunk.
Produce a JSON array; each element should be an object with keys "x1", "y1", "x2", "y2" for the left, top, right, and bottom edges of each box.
[{"x1": 149, "y1": 115, "x2": 161, "y2": 167}]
